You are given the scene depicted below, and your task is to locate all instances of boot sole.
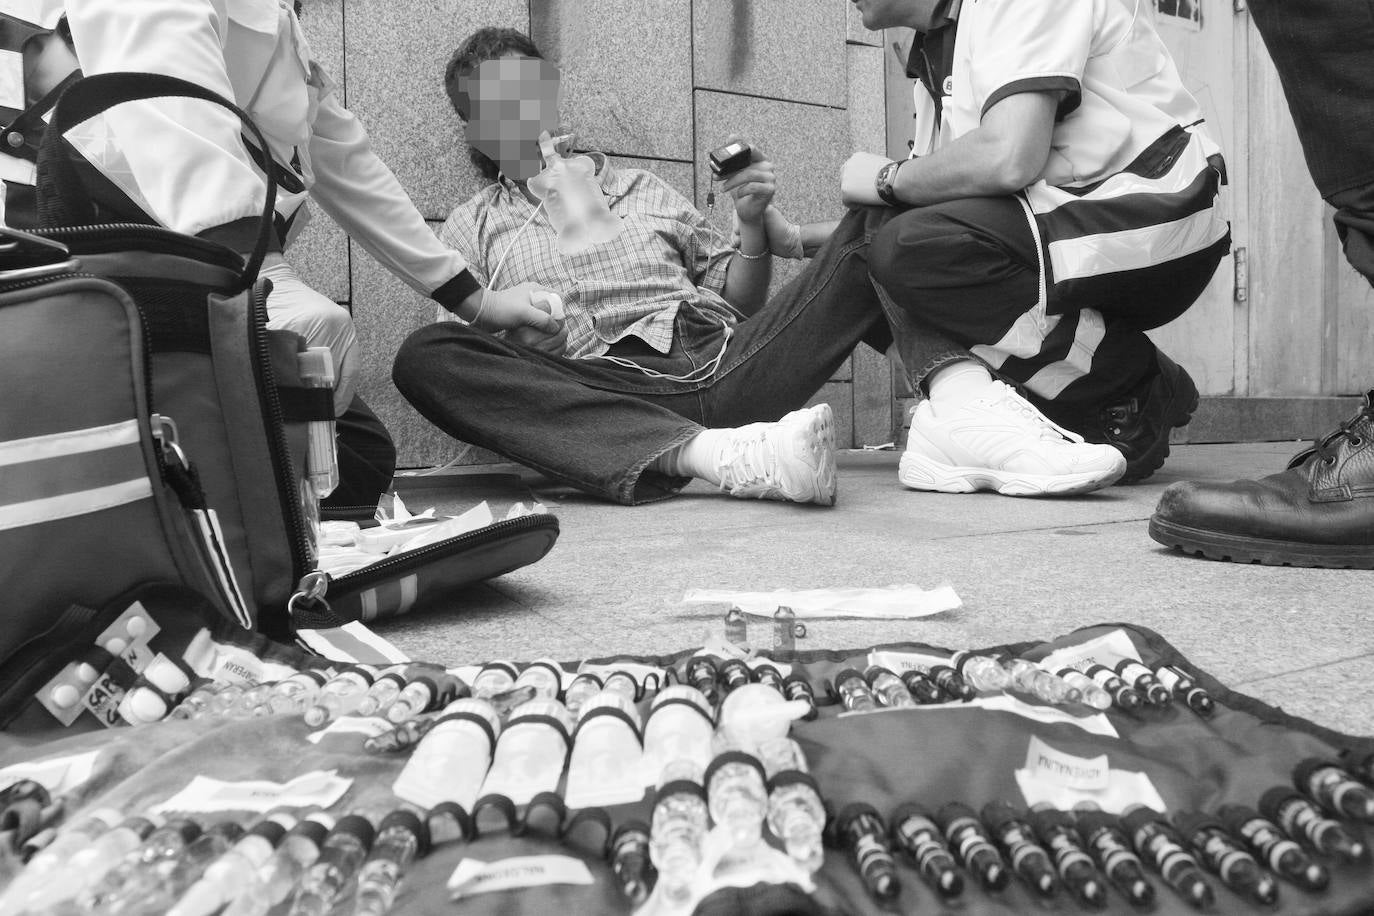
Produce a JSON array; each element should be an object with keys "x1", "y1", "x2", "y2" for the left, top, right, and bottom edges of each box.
[
  {"x1": 1149, "y1": 517, "x2": 1374, "y2": 569},
  {"x1": 1119, "y1": 373, "x2": 1200, "y2": 484},
  {"x1": 899, "y1": 451, "x2": 1124, "y2": 497}
]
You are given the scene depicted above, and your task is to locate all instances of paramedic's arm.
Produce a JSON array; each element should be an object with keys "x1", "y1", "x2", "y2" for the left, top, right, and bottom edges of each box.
[
  {"x1": 844, "y1": 91, "x2": 1060, "y2": 207},
  {"x1": 307, "y1": 85, "x2": 555, "y2": 334},
  {"x1": 64, "y1": 0, "x2": 268, "y2": 244}
]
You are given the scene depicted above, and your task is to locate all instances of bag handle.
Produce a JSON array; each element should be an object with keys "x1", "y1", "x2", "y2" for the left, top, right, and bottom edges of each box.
[{"x1": 36, "y1": 71, "x2": 277, "y2": 291}]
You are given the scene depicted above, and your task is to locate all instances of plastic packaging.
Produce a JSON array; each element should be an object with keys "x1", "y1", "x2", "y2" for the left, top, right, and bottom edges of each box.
[
  {"x1": 478, "y1": 698, "x2": 575, "y2": 805},
  {"x1": 649, "y1": 759, "x2": 710, "y2": 904},
  {"x1": 527, "y1": 134, "x2": 624, "y2": 256},
  {"x1": 393, "y1": 697, "x2": 502, "y2": 810},
  {"x1": 288, "y1": 815, "x2": 375, "y2": 916},
  {"x1": 715, "y1": 684, "x2": 809, "y2": 752},
  {"x1": 757, "y1": 737, "x2": 825, "y2": 871}
]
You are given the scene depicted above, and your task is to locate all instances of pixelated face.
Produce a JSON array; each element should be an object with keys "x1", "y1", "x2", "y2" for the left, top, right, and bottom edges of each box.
[{"x1": 462, "y1": 56, "x2": 561, "y2": 181}]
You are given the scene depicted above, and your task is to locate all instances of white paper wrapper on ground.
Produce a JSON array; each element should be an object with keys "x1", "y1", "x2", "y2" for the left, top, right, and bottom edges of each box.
[{"x1": 681, "y1": 584, "x2": 961, "y2": 619}]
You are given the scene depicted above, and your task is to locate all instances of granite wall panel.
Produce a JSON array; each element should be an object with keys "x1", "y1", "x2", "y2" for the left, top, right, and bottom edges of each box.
[
  {"x1": 532, "y1": 0, "x2": 694, "y2": 161},
  {"x1": 346, "y1": 0, "x2": 528, "y2": 221},
  {"x1": 694, "y1": 0, "x2": 846, "y2": 108},
  {"x1": 612, "y1": 157, "x2": 696, "y2": 204},
  {"x1": 285, "y1": 212, "x2": 351, "y2": 304},
  {"x1": 853, "y1": 343, "x2": 896, "y2": 445},
  {"x1": 848, "y1": 43, "x2": 886, "y2": 156}
]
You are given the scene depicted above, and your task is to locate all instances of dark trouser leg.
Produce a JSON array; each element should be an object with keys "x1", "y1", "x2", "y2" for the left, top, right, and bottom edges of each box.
[
  {"x1": 393, "y1": 325, "x2": 702, "y2": 505},
  {"x1": 1247, "y1": 0, "x2": 1374, "y2": 284},
  {"x1": 867, "y1": 196, "x2": 1220, "y2": 416},
  {"x1": 323, "y1": 394, "x2": 395, "y2": 510}
]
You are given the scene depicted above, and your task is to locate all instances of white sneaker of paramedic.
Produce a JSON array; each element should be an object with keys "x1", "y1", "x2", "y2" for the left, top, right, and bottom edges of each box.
[
  {"x1": 900, "y1": 381, "x2": 1126, "y2": 496},
  {"x1": 714, "y1": 403, "x2": 837, "y2": 506}
]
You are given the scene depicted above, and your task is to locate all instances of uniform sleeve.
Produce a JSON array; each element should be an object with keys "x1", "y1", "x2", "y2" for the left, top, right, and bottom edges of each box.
[
  {"x1": 965, "y1": 0, "x2": 1094, "y2": 120},
  {"x1": 305, "y1": 78, "x2": 474, "y2": 299},
  {"x1": 64, "y1": 0, "x2": 269, "y2": 236}
]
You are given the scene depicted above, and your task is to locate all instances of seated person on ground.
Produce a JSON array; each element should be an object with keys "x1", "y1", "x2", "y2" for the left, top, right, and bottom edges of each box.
[{"x1": 392, "y1": 27, "x2": 1127, "y2": 507}]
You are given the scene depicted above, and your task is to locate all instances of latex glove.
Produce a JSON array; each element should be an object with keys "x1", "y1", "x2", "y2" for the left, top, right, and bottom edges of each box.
[
  {"x1": 260, "y1": 256, "x2": 358, "y2": 414},
  {"x1": 718, "y1": 134, "x2": 777, "y2": 226},
  {"x1": 840, "y1": 151, "x2": 893, "y2": 207},
  {"x1": 730, "y1": 205, "x2": 805, "y2": 259},
  {"x1": 483, "y1": 281, "x2": 566, "y2": 354}
]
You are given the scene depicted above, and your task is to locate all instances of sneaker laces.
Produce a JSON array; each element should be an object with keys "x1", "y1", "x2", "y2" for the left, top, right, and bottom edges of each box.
[
  {"x1": 987, "y1": 383, "x2": 1086, "y2": 444},
  {"x1": 715, "y1": 427, "x2": 779, "y2": 492},
  {"x1": 1291, "y1": 391, "x2": 1374, "y2": 470}
]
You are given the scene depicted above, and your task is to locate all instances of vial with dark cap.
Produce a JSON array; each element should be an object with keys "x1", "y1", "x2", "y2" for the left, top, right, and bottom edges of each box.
[
  {"x1": 221, "y1": 813, "x2": 334, "y2": 916},
  {"x1": 751, "y1": 663, "x2": 785, "y2": 694},
  {"x1": 929, "y1": 665, "x2": 975, "y2": 702},
  {"x1": 1259, "y1": 786, "x2": 1368, "y2": 862},
  {"x1": 1217, "y1": 803, "x2": 1329, "y2": 892},
  {"x1": 935, "y1": 801, "x2": 1009, "y2": 891},
  {"x1": 832, "y1": 669, "x2": 878, "y2": 712},
  {"x1": 1121, "y1": 805, "x2": 1215, "y2": 910},
  {"x1": 1027, "y1": 805, "x2": 1107, "y2": 908},
  {"x1": 889, "y1": 802, "x2": 963, "y2": 898},
  {"x1": 1074, "y1": 806, "x2": 1156, "y2": 907},
  {"x1": 833, "y1": 802, "x2": 901, "y2": 902},
  {"x1": 1293, "y1": 757, "x2": 1374, "y2": 823},
  {"x1": 1153, "y1": 664, "x2": 1214, "y2": 715},
  {"x1": 610, "y1": 821, "x2": 656, "y2": 906},
  {"x1": 781, "y1": 674, "x2": 818, "y2": 720},
  {"x1": 353, "y1": 809, "x2": 428, "y2": 916},
  {"x1": 1173, "y1": 809, "x2": 1279, "y2": 905},
  {"x1": 1084, "y1": 664, "x2": 1144, "y2": 711},
  {"x1": 288, "y1": 815, "x2": 375, "y2": 916},
  {"x1": 899, "y1": 669, "x2": 944, "y2": 705},
  {"x1": 1114, "y1": 660, "x2": 1172, "y2": 707},
  {"x1": 863, "y1": 666, "x2": 916, "y2": 708},
  {"x1": 686, "y1": 657, "x2": 721, "y2": 707},
  {"x1": 1339, "y1": 747, "x2": 1374, "y2": 786},
  {"x1": 950, "y1": 649, "x2": 1012, "y2": 692},
  {"x1": 981, "y1": 801, "x2": 1058, "y2": 898},
  {"x1": 717, "y1": 659, "x2": 752, "y2": 696}
]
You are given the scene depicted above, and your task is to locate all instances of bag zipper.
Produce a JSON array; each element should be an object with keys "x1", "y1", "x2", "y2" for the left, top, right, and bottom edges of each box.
[
  {"x1": 247, "y1": 280, "x2": 313, "y2": 593},
  {"x1": 0, "y1": 604, "x2": 100, "y2": 727},
  {"x1": 24, "y1": 223, "x2": 242, "y2": 271}
]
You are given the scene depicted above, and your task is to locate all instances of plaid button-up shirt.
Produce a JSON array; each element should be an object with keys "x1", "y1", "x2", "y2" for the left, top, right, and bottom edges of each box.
[{"x1": 437, "y1": 155, "x2": 741, "y2": 358}]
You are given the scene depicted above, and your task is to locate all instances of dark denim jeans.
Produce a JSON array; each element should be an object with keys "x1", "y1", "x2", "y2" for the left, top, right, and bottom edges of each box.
[
  {"x1": 393, "y1": 205, "x2": 966, "y2": 504},
  {"x1": 1248, "y1": 0, "x2": 1374, "y2": 282}
]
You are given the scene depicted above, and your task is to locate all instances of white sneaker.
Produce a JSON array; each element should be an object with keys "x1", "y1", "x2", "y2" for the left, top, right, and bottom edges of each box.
[
  {"x1": 900, "y1": 381, "x2": 1126, "y2": 496},
  {"x1": 714, "y1": 403, "x2": 837, "y2": 505}
]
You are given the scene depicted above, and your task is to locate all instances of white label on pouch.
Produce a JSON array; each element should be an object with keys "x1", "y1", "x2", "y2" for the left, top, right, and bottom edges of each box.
[
  {"x1": 448, "y1": 856, "x2": 595, "y2": 899},
  {"x1": 306, "y1": 716, "x2": 393, "y2": 744},
  {"x1": 1023, "y1": 736, "x2": 1109, "y2": 791},
  {"x1": 866, "y1": 649, "x2": 949, "y2": 673},
  {"x1": 151, "y1": 769, "x2": 352, "y2": 814},
  {"x1": 1039, "y1": 629, "x2": 1141, "y2": 675},
  {"x1": 841, "y1": 692, "x2": 1118, "y2": 738}
]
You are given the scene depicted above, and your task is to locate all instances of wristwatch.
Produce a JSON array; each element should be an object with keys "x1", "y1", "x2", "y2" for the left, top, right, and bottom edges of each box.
[{"x1": 874, "y1": 159, "x2": 906, "y2": 206}]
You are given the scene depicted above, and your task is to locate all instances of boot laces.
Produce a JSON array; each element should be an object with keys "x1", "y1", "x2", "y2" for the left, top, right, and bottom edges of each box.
[
  {"x1": 717, "y1": 427, "x2": 777, "y2": 492},
  {"x1": 992, "y1": 384, "x2": 1086, "y2": 444},
  {"x1": 1295, "y1": 393, "x2": 1373, "y2": 469}
]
